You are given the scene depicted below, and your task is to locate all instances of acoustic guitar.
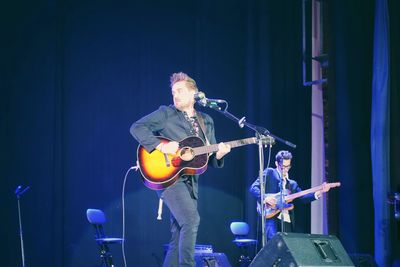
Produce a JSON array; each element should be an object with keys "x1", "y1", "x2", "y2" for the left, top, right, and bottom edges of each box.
[{"x1": 137, "y1": 135, "x2": 274, "y2": 190}]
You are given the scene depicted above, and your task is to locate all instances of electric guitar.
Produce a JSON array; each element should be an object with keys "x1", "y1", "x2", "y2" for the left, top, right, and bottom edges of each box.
[
  {"x1": 257, "y1": 182, "x2": 341, "y2": 219},
  {"x1": 137, "y1": 135, "x2": 274, "y2": 190}
]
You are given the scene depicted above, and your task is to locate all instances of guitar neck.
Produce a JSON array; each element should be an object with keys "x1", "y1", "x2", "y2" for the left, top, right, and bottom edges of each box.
[
  {"x1": 193, "y1": 137, "x2": 257, "y2": 155},
  {"x1": 284, "y1": 182, "x2": 340, "y2": 202},
  {"x1": 285, "y1": 185, "x2": 323, "y2": 202}
]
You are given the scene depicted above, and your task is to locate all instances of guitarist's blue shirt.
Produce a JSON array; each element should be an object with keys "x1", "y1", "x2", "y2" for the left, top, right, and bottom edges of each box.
[{"x1": 130, "y1": 105, "x2": 224, "y2": 198}]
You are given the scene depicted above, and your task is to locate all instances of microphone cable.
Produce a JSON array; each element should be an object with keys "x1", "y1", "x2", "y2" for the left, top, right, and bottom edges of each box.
[{"x1": 121, "y1": 163, "x2": 140, "y2": 267}]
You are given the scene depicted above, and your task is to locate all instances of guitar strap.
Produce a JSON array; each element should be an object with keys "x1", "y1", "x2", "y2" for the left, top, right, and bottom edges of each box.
[{"x1": 196, "y1": 112, "x2": 210, "y2": 145}]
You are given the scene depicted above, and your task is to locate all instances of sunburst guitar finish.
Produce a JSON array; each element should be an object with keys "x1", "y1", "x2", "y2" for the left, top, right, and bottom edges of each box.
[{"x1": 137, "y1": 135, "x2": 274, "y2": 190}]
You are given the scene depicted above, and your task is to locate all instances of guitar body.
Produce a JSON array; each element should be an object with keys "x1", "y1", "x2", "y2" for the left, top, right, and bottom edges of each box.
[
  {"x1": 136, "y1": 135, "x2": 273, "y2": 190},
  {"x1": 265, "y1": 203, "x2": 294, "y2": 219},
  {"x1": 257, "y1": 194, "x2": 295, "y2": 220},
  {"x1": 137, "y1": 136, "x2": 209, "y2": 190}
]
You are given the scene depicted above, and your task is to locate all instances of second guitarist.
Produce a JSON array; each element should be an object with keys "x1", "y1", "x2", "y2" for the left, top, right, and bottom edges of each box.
[{"x1": 249, "y1": 150, "x2": 332, "y2": 241}]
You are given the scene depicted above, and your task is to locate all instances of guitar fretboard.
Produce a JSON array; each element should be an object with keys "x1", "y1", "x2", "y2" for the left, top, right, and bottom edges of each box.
[
  {"x1": 193, "y1": 137, "x2": 257, "y2": 156},
  {"x1": 285, "y1": 182, "x2": 341, "y2": 202}
]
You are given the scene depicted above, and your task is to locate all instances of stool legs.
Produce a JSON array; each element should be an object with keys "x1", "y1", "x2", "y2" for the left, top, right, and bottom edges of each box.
[
  {"x1": 99, "y1": 244, "x2": 115, "y2": 267},
  {"x1": 239, "y1": 247, "x2": 251, "y2": 267}
]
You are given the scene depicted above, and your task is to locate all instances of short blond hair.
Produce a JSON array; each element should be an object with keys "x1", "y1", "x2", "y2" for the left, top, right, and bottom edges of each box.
[{"x1": 170, "y1": 72, "x2": 198, "y2": 92}]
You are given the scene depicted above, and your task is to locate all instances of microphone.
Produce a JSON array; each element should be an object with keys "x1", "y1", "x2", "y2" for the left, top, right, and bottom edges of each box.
[
  {"x1": 194, "y1": 91, "x2": 207, "y2": 106},
  {"x1": 15, "y1": 185, "x2": 22, "y2": 195},
  {"x1": 15, "y1": 185, "x2": 30, "y2": 197},
  {"x1": 19, "y1": 186, "x2": 30, "y2": 196},
  {"x1": 194, "y1": 91, "x2": 225, "y2": 108}
]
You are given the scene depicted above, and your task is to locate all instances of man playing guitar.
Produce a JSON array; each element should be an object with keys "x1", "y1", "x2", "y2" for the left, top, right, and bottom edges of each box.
[
  {"x1": 249, "y1": 150, "x2": 336, "y2": 241},
  {"x1": 130, "y1": 72, "x2": 231, "y2": 267}
]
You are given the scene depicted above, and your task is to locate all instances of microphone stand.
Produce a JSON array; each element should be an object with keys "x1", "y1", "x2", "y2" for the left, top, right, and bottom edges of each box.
[
  {"x1": 256, "y1": 132, "x2": 268, "y2": 248},
  {"x1": 278, "y1": 174, "x2": 285, "y2": 235},
  {"x1": 15, "y1": 185, "x2": 30, "y2": 267},
  {"x1": 202, "y1": 101, "x2": 295, "y2": 247}
]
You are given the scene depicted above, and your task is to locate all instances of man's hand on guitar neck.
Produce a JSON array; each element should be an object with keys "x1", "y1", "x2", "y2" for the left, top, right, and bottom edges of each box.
[
  {"x1": 315, "y1": 182, "x2": 331, "y2": 199},
  {"x1": 216, "y1": 142, "x2": 231, "y2": 160},
  {"x1": 157, "y1": 141, "x2": 179, "y2": 154}
]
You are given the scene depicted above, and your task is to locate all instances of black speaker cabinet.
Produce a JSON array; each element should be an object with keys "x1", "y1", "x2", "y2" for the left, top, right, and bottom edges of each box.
[
  {"x1": 249, "y1": 233, "x2": 354, "y2": 267},
  {"x1": 195, "y1": 253, "x2": 232, "y2": 267},
  {"x1": 349, "y1": 254, "x2": 377, "y2": 267}
]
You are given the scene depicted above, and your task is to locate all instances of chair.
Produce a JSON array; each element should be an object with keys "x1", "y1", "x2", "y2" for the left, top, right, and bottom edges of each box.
[
  {"x1": 86, "y1": 209, "x2": 124, "y2": 267},
  {"x1": 230, "y1": 222, "x2": 257, "y2": 267}
]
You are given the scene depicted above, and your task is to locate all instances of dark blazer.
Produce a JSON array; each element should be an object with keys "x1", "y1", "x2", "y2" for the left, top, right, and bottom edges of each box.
[
  {"x1": 249, "y1": 167, "x2": 317, "y2": 227},
  {"x1": 130, "y1": 105, "x2": 223, "y2": 198}
]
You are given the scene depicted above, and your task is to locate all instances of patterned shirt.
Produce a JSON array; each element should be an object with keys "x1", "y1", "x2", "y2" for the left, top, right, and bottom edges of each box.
[{"x1": 183, "y1": 111, "x2": 201, "y2": 137}]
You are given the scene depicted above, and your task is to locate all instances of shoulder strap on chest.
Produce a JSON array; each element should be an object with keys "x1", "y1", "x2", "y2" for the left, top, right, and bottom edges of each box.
[{"x1": 196, "y1": 113, "x2": 210, "y2": 145}]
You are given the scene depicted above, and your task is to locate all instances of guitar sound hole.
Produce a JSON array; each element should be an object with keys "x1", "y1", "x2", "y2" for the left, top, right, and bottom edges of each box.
[{"x1": 180, "y1": 147, "x2": 194, "y2": 161}]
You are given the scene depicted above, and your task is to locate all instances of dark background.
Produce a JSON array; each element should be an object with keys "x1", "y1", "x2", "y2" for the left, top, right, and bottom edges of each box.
[{"x1": 1, "y1": 0, "x2": 399, "y2": 266}]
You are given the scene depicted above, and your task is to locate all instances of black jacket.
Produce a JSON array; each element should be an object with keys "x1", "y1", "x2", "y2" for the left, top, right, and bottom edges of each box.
[
  {"x1": 130, "y1": 105, "x2": 224, "y2": 198},
  {"x1": 249, "y1": 167, "x2": 317, "y2": 226}
]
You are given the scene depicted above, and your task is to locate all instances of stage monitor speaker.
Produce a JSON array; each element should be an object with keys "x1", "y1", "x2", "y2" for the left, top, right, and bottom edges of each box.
[
  {"x1": 349, "y1": 254, "x2": 377, "y2": 267},
  {"x1": 249, "y1": 233, "x2": 354, "y2": 267},
  {"x1": 195, "y1": 253, "x2": 231, "y2": 267}
]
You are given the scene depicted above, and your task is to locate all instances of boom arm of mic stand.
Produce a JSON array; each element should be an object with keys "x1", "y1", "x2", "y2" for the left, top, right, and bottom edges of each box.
[
  {"x1": 207, "y1": 105, "x2": 247, "y2": 128},
  {"x1": 207, "y1": 101, "x2": 296, "y2": 247},
  {"x1": 250, "y1": 124, "x2": 297, "y2": 148},
  {"x1": 205, "y1": 101, "x2": 296, "y2": 148}
]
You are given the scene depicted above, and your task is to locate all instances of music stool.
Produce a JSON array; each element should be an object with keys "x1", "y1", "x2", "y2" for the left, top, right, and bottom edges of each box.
[{"x1": 230, "y1": 222, "x2": 257, "y2": 267}]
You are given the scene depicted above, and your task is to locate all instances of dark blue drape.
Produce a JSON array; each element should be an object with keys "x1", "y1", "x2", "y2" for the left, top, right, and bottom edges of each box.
[
  {"x1": 389, "y1": 0, "x2": 400, "y2": 262},
  {"x1": 4, "y1": 0, "x2": 400, "y2": 266},
  {"x1": 371, "y1": 0, "x2": 390, "y2": 266},
  {"x1": 328, "y1": 0, "x2": 375, "y2": 255},
  {"x1": 0, "y1": 1, "x2": 309, "y2": 266}
]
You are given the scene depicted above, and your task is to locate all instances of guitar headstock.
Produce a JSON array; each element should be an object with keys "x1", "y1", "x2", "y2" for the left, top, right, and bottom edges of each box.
[{"x1": 327, "y1": 182, "x2": 341, "y2": 188}]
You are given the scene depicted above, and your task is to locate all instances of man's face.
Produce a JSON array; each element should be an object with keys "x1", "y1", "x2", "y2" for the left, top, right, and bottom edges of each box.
[
  {"x1": 171, "y1": 81, "x2": 195, "y2": 110},
  {"x1": 276, "y1": 159, "x2": 292, "y2": 177}
]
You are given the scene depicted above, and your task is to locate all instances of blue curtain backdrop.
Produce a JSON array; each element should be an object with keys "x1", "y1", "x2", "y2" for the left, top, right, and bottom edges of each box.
[
  {"x1": 388, "y1": 0, "x2": 400, "y2": 265},
  {"x1": 326, "y1": 0, "x2": 400, "y2": 266},
  {"x1": 0, "y1": 1, "x2": 309, "y2": 266},
  {"x1": 326, "y1": 0, "x2": 375, "y2": 255},
  {"x1": 1, "y1": 0, "x2": 399, "y2": 266},
  {"x1": 371, "y1": 0, "x2": 390, "y2": 266}
]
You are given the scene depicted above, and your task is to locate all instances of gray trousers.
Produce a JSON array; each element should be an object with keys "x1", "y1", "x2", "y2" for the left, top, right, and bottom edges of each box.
[
  {"x1": 265, "y1": 218, "x2": 292, "y2": 241},
  {"x1": 161, "y1": 179, "x2": 200, "y2": 267}
]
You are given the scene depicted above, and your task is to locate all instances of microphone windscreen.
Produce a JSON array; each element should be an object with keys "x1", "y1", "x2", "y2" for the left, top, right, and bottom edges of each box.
[{"x1": 194, "y1": 91, "x2": 205, "y2": 101}]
